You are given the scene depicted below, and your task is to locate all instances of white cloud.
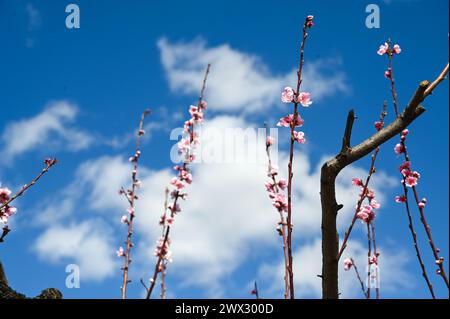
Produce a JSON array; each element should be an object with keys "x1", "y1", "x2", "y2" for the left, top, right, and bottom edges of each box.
[
  {"x1": 0, "y1": 101, "x2": 94, "y2": 160},
  {"x1": 31, "y1": 114, "x2": 397, "y2": 296},
  {"x1": 33, "y1": 219, "x2": 117, "y2": 281},
  {"x1": 157, "y1": 38, "x2": 349, "y2": 113}
]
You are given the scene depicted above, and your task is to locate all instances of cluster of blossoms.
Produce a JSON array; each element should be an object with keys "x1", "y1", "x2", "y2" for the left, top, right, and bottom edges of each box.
[
  {"x1": 0, "y1": 187, "x2": 17, "y2": 224},
  {"x1": 265, "y1": 164, "x2": 288, "y2": 214},
  {"x1": 394, "y1": 129, "x2": 408, "y2": 155},
  {"x1": 154, "y1": 237, "x2": 172, "y2": 263},
  {"x1": 264, "y1": 136, "x2": 289, "y2": 233},
  {"x1": 377, "y1": 42, "x2": 401, "y2": 79},
  {"x1": 352, "y1": 178, "x2": 381, "y2": 224},
  {"x1": 278, "y1": 88, "x2": 311, "y2": 144},
  {"x1": 393, "y1": 130, "x2": 422, "y2": 188}
]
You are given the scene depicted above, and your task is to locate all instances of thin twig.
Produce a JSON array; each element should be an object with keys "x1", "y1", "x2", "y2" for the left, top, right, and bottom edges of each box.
[
  {"x1": 369, "y1": 217, "x2": 379, "y2": 299},
  {"x1": 401, "y1": 181, "x2": 436, "y2": 298},
  {"x1": 0, "y1": 159, "x2": 58, "y2": 212},
  {"x1": 120, "y1": 109, "x2": 151, "y2": 299},
  {"x1": 286, "y1": 15, "x2": 312, "y2": 300},
  {"x1": 366, "y1": 221, "x2": 372, "y2": 299},
  {"x1": 350, "y1": 258, "x2": 368, "y2": 299},
  {"x1": 1, "y1": 158, "x2": 57, "y2": 244}
]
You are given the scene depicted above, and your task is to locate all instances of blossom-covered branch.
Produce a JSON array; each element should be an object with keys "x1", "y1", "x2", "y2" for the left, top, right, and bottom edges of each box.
[
  {"x1": 380, "y1": 40, "x2": 449, "y2": 290},
  {"x1": 117, "y1": 109, "x2": 151, "y2": 299},
  {"x1": 264, "y1": 125, "x2": 290, "y2": 298},
  {"x1": 337, "y1": 103, "x2": 386, "y2": 261},
  {"x1": 0, "y1": 158, "x2": 58, "y2": 243},
  {"x1": 275, "y1": 14, "x2": 314, "y2": 299},
  {"x1": 145, "y1": 64, "x2": 211, "y2": 299}
]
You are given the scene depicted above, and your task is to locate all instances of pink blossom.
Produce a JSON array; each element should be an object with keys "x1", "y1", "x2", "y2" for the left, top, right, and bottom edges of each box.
[
  {"x1": 266, "y1": 136, "x2": 275, "y2": 146},
  {"x1": 199, "y1": 100, "x2": 208, "y2": 110},
  {"x1": 394, "y1": 143, "x2": 404, "y2": 155},
  {"x1": 276, "y1": 114, "x2": 304, "y2": 128},
  {"x1": 435, "y1": 257, "x2": 444, "y2": 265},
  {"x1": 6, "y1": 206, "x2": 15, "y2": 214},
  {"x1": 265, "y1": 182, "x2": 274, "y2": 193},
  {"x1": 154, "y1": 237, "x2": 171, "y2": 259},
  {"x1": 189, "y1": 105, "x2": 204, "y2": 123},
  {"x1": 305, "y1": 15, "x2": 314, "y2": 28},
  {"x1": 369, "y1": 255, "x2": 378, "y2": 265},
  {"x1": 366, "y1": 189, "x2": 375, "y2": 200},
  {"x1": 0, "y1": 187, "x2": 11, "y2": 203},
  {"x1": 384, "y1": 70, "x2": 392, "y2": 79},
  {"x1": 401, "y1": 129, "x2": 409, "y2": 137},
  {"x1": 356, "y1": 205, "x2": 375, "y2": 223},
  {"x1": 178, "y1": 138, "x2": 191, "y2": 154},
  {"x1": 44, "y1": 158, "x2": 57, "y2": 166},
  {"x1": 352, "y1": 178, "x2": 363, "y2": 187},
  {"x1": 395, "y1": 195, "x2": 407, "y2": 203},
  {"x1": 393, "y1": 44, "x2": 401, "y2": 54},
  {"x1": 377, "y1": 42, "x2": 389, "y2": 55},
  {"x1": 298, "y1": 92, "x2": 313, "y2": 107},
  {"x1": 370, "y1": 199, "x2": 381, "y2": 209},
  {"x1": 273, "y1": 193, "x2": 288, "y2": 212},
  {"x1": 293, "y1": 131, "x2": 306, "y2": 144},
  {"x1": 418, "y1": 202, "x2": 426, "y2": 209},
  {"x1": 183, "y1": 120, "x2": 193, "y2": 133},
  {"x1": 121, "y1": 215, "x2": 129, "y2": 224},
  {"x1": 180, "y1": 170, "x2": 193, "y2": 184},
  {"x1": 170, "y1": 177, "x2": 185, "y2": 190},
  {"x1": 116, "y1": 247, "x2": 125, "y2": 258},
  {"x1": 127, "y1": 207, "x2": 135, "y2": 216},
  {"x1": 399, "y1": 161, "x2": 411, "y2": 173},
  {"x1": 374, "y1": 121, "x2": 383, "y2": 131},
  {"x1": 167, "y1": 217, "x2": 174, "y2": 226},
  {"x1": 343, "y1": 258, "x2": 353, "y2": 271},
  {"x1": 281, "y1": 87, "x2": 295, "y2": 103},
  {"x1": 0, "y1": 206, "x2": 17, "y2": 224},
  {"x1": 278, "y1": 179, "x2": 287, "y2": 190},
  {"x1": 404, "y1": 175, "x2": 418, "y2": 187}
]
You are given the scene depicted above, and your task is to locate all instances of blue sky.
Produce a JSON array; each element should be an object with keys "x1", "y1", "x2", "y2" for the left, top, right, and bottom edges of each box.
[{"x1": 0, "y1": 0, "x2": 448, "y2": 299}]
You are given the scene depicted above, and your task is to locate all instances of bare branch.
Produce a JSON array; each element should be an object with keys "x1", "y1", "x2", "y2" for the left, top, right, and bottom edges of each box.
[{"x1": 340, "y1": 110, "x2": 356, "y2": 154}]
